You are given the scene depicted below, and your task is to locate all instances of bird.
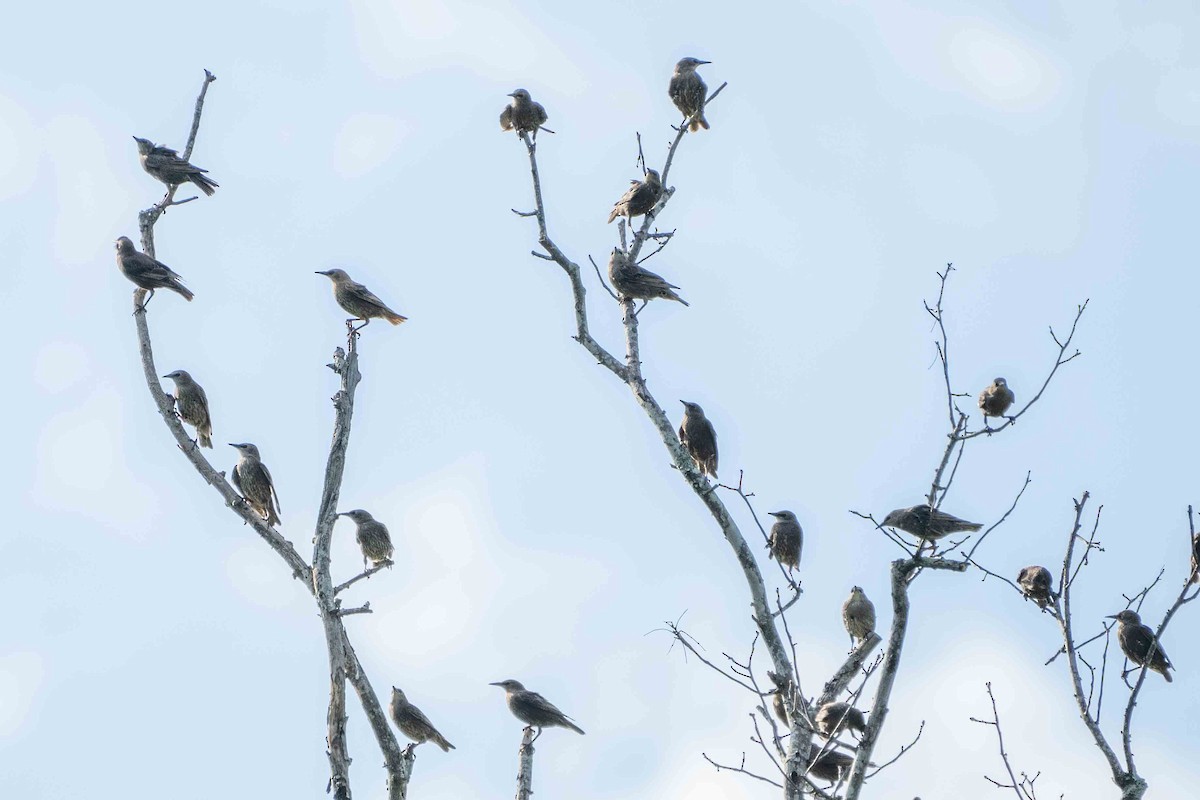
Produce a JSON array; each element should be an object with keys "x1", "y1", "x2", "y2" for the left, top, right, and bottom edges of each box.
[
  {"x1": 978, "y1": 377, "x2": 1016, "y2": 423},
  {"x1": 766, "y1": 670, "x2": 794, "y2": 726},
  {"x1": 767, "y1": 511, "x2": 803, "y2": 575},
  {"x1": 1190, "y1": 533, "x2": 1199, "y2": 584},
  {"x1": 678, "y1": 400, "x2": 718, "y2": 479},
  {"x1": 1017, "y1": 565, "x2": 1054, "y2": 609},
  {"x1": 389, "y1": 687, "x2": 455, "y2": 752},
  {"x1": 842, "y1": 586, "x2": 876, "y2": 645},
  {"x1": 229, "y1": 442, "x2": 281, "y2": 527},
  {"x1": 807, "y1": 748, "x2": 854, "y2": 785},
  {"x1": 1107, "y1": 610, "x2": 1173, "y2": 683},
  {"x1": 316, "y1": 269, "x2": 407, "y2": 331},
  {"x1": 668, "y1": 57, "x2": 711, "y2": 132},
  {"x1": 499, "y1": 89, "x2": 549, "y2": 137},
  {"x1": 132, "y1": 137, "x2": 218, "y2": 196},
  {"x1": 163, "y1": 370, "x2": 213, "y2": 448},
  {"x1": 115, "y1": 236, "x2": 193, "y2": 307},
  {"x1": 814, "y1": 701, "x2": 867, "y2": 738},
  {"x1": 607, "y1": 169, "x2": 663, "y2": 224},
  {"x1": 607, "y1": 248, "x2": 688, "y2": 307},
  {"x1": 489, "y1": 679, "x2": 585, "y2": 735},
  {"x1": 337, "y1": 509, "x2": 394, "y2": 571},
  {"x1": 881, "y1": 505, "x2": 983, "y2": 541}
]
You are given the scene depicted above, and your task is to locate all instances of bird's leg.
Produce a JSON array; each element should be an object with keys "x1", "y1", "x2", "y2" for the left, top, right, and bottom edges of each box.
[
  {"x1": 133, "y1": 288, "x2": 156, "y2": 314},
  {"x1": 530, "y1": 726, "x2": 544, "y2": 744},
  {"x1": 350, "y1": 317, "x2": 370, "y2": 333},
  {"x1": 404, "y1": 743, "x2": 416, "y2": 756},
  {"x1": 633, "y1": 300, "x2": 648, "y2": 317}
]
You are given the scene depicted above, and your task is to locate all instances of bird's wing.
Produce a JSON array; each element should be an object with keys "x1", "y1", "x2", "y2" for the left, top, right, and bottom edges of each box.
[
  {"x1": 130, "y1": 251, "x2": 185, "y2": 282},
  {"x1": 258, "y1": 462, "x2": 282, "y2": 514},
  {"x1": 525, "y1": 691, "x2": 571, "y2": 721},
  {"x1": 348, "y1": 281, "x2": 391, "y2": 310},
  {"x1": 500, "y1": 106, "x2": 514, "y2": 130},
  {"x1": 533, "y1": 103, "x2": 548, "y2": 126},
  {"x1": 231, "y1": 463, "x2": 244, "y2": 494},
  {"x1": 145, "y1": 151, "x2": 205, "y2": 173}
]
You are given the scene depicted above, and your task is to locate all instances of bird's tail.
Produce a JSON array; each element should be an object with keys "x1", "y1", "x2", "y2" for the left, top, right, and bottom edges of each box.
[
  {"x1": 198, "y1": 429, "x2": 213, "y2": 448},
  {"x1": 192, "y1": 174, "x2": 219, "y2": 196},
  {"x1": 170, "y1": 281, "x2": 195, "y2": 301},
  {"x1": 383, "y1": 310, "x2": 408, "y2": 325},
  {"x1": 565, "y1": 720, "x2": 586, "y2": 735},
  {"x1": 267, "y1": 508, "x2": 281, "y2": 527},
  {"x1": 1160, "y1": 666, "x2": 1173, "y2": 683},
  {"x1": 669, "y1": 292, "x2": 690, "y2": 307},
  {"x1": 704, "y1": 457, "x2": 718, "y2": 479},
  {"x1": 607, "y1": 208, "x2": 621, "y2": 224},
  {"x1": 433, "y1": 733, "x2": 455, "y2": 752},
  {"x1": 690, "y1": 113, "x2": 710, "y2": 132}
]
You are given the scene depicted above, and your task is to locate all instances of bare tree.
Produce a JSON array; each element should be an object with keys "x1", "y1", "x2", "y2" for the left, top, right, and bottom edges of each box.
[{"x1": 126, "y1": 71, "x2": 412, "y2": 800}]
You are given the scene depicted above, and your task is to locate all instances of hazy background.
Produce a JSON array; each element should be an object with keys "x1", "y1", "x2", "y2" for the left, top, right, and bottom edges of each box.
[{"x1": 2, "y1": 1, "x2": 1199, "y2": 797}]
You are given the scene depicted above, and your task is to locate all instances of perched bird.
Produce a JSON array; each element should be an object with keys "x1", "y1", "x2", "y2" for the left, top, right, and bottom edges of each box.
[
  {"x1": 807, "y1": 749, "x2": 854, "y2": 785},
  {"x1": 489, "y1": 679, "x2": 585, "y2": 735},
  {"x1": 978, "y1": 377, "x2": 1016, "y2": 423},
  {"x1": 842, "y1": 586, "x2": 876, "y2": 645},
  {"x1": 163, "y1": 370, "x2": 213, "y2": 448},
  {"x1": 499, "y1": 89, "x2": 549, "y2": 136},
  {"x1": 337, "y1": 509, "x2": 394, "y2": 571},
  {"x1": 390, "y1": 687, "x2": 455, "y2": 752},
  {"x1": 1190, "y1": 533, "x2": 1199, "y2": 584},
  {"x1": 767, "y1": 510, "x2": 803, "y2": 575},
  {"x1": 1017, "y1": 565, "x2": 1054, "y2": 609},
  {"x1": 815, "y1": 701, "x2": 867, "y2": 738},
  {"x1": 229, "y1": 442, "x2": 281, "y2": 527},
  {"x1": 316, "y1": 269, "x2": 407, "y2": 331},
  {"x1": 115, "y1": 236, "x2": 193, "y2": 306},
  {"x1": 607, "y1": 169, "x2": 663, "y2": 224},
  {"x1": 678, "y1": 400, "x2": 718, "y2": 478},
  {"x1": 133, "y1": 137, "x2": 218, "y2": 196},
  {"x1": 1107, "y1": 610, "x2": 1173, "y2": 683},
  {"x1": 668, "y1": 57, "x2": 711, "y2": 132},
  {"x1": 607, "y1": 248, "x2": 688, "y2": 307},
  {"x1": 881, "y1": 505, "x2": 983, "y2": 541}
]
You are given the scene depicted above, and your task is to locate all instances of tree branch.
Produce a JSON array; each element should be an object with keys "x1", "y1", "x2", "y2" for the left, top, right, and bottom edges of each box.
[{"x1": 514, "y1": 727, "x2": 535, "y2": 800}]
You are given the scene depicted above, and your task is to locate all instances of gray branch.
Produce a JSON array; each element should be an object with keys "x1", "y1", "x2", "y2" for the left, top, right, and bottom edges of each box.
[{"x1": 514, "y1": 727, "x2": 535, "y2": 800}]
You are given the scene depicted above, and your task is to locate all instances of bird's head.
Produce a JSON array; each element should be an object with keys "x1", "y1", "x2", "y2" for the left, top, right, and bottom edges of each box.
[
  {"x1": 881, "y1": 509, "x2": 905, "y2": 528},
  {"x1": 675, "y1": 57, "x2": 711, "y2": 72},
  {"x1": 162, "y1": 370, "x2": 192, "y2": 382},
  {"x1": 316, "y1": 268, "x2": 350, "y2": 282},
  {"x1": 391, "y1": 686, "x2": 407, "y2": 703},
  {"x1": 338, "y1": 509, "x2": 373, "y2": 523},
  {"x1": 490, "y1": 679, "x2": 526, "y2": 692},
  {"x1": 679, "y1": 400, "x2": 704, "y2": 416},
  {"x1": 992, "y1": 377, "x2": 1008, "y2": 388},
  {"x1": 115, "y1": 236, "x2": 135, "y2": 254},
  {"x1": 132, "y1": 136, "x2": 155, "y2": 154},
  {"x1": 228, "y1": 442, "x2": 261, "y2": 459},
  {"x1": 507, "y1": 89, "x2": 531, "y2": 102},
  {"x1": 1107, "y1": 610, "x2": 1141, "y2": 625},
  {"x1": 645, "y1": 169, "x2": 662, "y2": 185},
  {"x1": 768, "y1": 510, "x2": 797, "y2": 522}
]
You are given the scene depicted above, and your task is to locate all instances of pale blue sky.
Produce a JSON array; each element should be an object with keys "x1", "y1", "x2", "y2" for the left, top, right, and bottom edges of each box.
[{"x1": 3, "y1": 1, "x2": 1199, "y2": 798}]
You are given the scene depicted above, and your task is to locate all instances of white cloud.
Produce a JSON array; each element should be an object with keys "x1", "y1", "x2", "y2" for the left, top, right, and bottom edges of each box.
[
  {"x1": 947, "y1": 25, "x2": 1062, "y2": 111},
  {"x1": 332, "y1": 113, "x2": 408, "y2": 179},
  {"x1": 224, "y1": 541, "x2": 306, "y2": 611},
  {"x1": 32, "y1": 340, "x2": 92, "y2": 395},
  {"x1": 45, "y1": 114, "x2": 131, "y2": 266}
]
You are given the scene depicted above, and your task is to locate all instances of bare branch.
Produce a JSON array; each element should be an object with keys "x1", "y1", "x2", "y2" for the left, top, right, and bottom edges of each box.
[
  {"x1": 334, "y1": 561, "x2": 393, "y2": 595},
  {"x1": 971, "y1": 682, "x2": 1034, "y2": 799},
  {"x1": 702, "y1": 752, "x2": 784, "y2": 789},
  {"x1": 514, "y1": 727, "x2": 535, "y2": 800}
]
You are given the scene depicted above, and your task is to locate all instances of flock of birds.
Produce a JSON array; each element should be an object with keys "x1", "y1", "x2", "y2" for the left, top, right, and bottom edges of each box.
[{"x1": 112, "y1": 58, "x2": 1191, "y2": 775}]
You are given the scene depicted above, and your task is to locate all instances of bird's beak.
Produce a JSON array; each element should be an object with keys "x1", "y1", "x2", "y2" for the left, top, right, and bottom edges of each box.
[
  {"x1": 228, "y1": 443, "x2": 241, "y2": 448},
  {"x1": 768, "y1": 511, "x2": 783, "y2": 517},
  {"x1": 315, "y1": 270, "x2": 329, "y2": 276},
  {"x1": 506, "y1": 92, "x2": 517, "y2": 98},
  {"x1": 1106, "y1": 614, "x2": 1120, "y2": 619},
  {"x1": 699, "y1": 60, "x2": 712, "y2": 65},
  {"x1": 679, "y1": 399, "x2": 687, "y2": 406},
  {"x1": 131, "y1": 135, "x2": 138, "y2": 141},
  {"x1": 161, "y1": 374, "x2": 170, "y2": 379},
  {"x1": 489, "y1": 681, "x2": 505, "y2": 687}
]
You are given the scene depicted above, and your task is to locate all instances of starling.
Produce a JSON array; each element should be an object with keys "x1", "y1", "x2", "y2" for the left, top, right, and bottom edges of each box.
[
  {"x1": 881, "y1": 505, "x2": 983, "y2": 541},
  {"x1": 316, "y1": 269, "x2": 407, "y2": 331},
  {"x1": 133, "y1": 137, "x2": 218, "y2": 196},
  {"x1": 607, "y1": 169, "x2": 663, "y2": 224},
  {"x1": 1190, "y1": 533, "x2": 1199, "y2": 584},
  {"x1": 337, "y1": 509, "x2": 394, "y2": 571},
  {"x1": 489, "y1": 679, "x2": 585, "y2": 735},
  {"x1": 678, "y1": 400, "x2": 718, "y2": 479},
  {"x1": 115, "y1": 236, "x2": 194, "y2": 305},
  {"x1": 807, "y1": 748, "x2": 854, "y2": 785},
  {"x1": 1107, "y1": 610, "x2": 1173, "y2": 683},
  {"x1": 389, "y1": 687, "x2": 455, "y2": 752},
  {"x1": 499, "y1": 89, "x2": 548, "y2": 136},
  {"x1": 607, "y1": 248, "x2": 688, "y2": 306},
  {"x1": 163, "y1": 370, "x2": 213, "y2": 448},
  {"x1": 767, "y1": 510, "x2": 803, "y2": 574},
  {"x1": 842, "y1": 586, "x2": 876, "y2": 645},
  {"x1": 229, "y1": 442, "x2": 281, "y2": 527},
  {"x1": 814, "y1": 701, "x2": 867, "y2": 738},
  {"x1": 978, "y1": 377, "x2": 1016, "y2": 422},
  {"x1": 1016, "y1": 565, "x2": 1054, "y2": 609},
  {"x1": 668, "y1": 57, "x2": 711, "y2": 132}
]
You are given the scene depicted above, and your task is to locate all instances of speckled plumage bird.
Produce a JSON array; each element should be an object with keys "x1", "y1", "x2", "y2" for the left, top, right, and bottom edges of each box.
[
  {"x1": 881, "y1": 505, "x2": 983, "y2": 541},
  {"x1": 316, "y1": 269, "x2": 407, "y2": 331},
  {"x1": 1108, "y1": 610, "x2": 1173, "y2": 683},
  {"x1": 668, "y1": 57, "x2": 711, "y2": 132},
  {"x1": 490, "y1": 679, "x2": 585, "y2": 734},
  {"x1": 807, "y1": 749, "x2": 854, "y2": 785},
  {"x1": 842, "y1": 586, "x2": 876, "y2": 644},
  {"x1": 815, "y1": 701, "x2": 867, "y2": 738},
  {"x1": 229, "y1": 442, "x2": 281, "y2": 527},
  {"x1": 338, "y1": 509, "x2": 394, "y2": 571},
  {"x1": 1017, "y1": 565, "x2": 1054, "y2": 609},
  {"x1": 499, "y1": 89, "x2": 549, "y2": 136},
  {"x1": 115, "y1": 236, "x2": 193, "y2": 306},
  {"x1": 978, "y1": 377, "x2": 1016, "y2": 422},
  {"x1": 133, "y1": 136, "x2": 219, "y2": 196},
  {"x1": 607, "y1": 248, "x2": 688, "y2": 306},
  {"x1": 767, "y1": 510, "x2": 803, "y2": 574},
  {"x1": 607, "y1": 169, "x2": 663, "y2": 224},
  {"x1": 163, "y1": 370, "x2": 212, "y2": 448},
  {"x1": 390, "y1": 687, "x2": 454, "y2": 752},
  {"x1": 678, "y1": 400, "x2": 718, "y2": 479}
]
